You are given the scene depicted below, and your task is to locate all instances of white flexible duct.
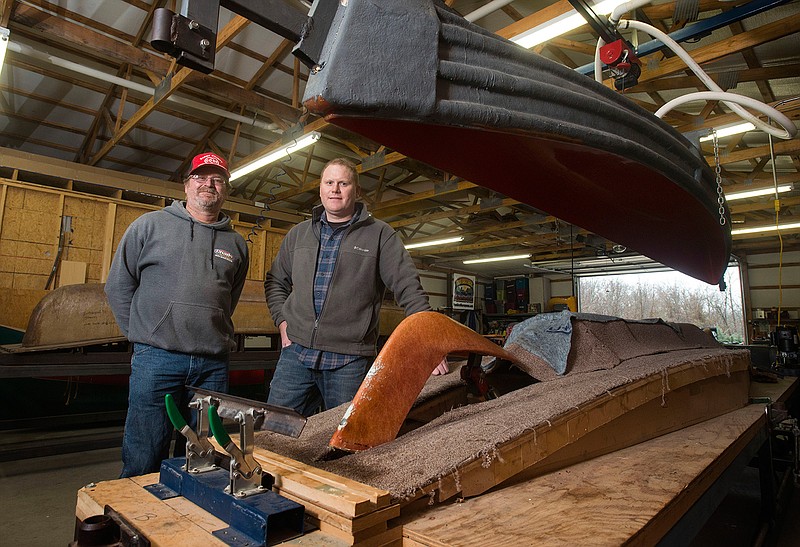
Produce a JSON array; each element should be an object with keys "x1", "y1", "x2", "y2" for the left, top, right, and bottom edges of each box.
[
  {"x1": 655, "y1": 92, "x2": 796, "y2": 136},
  {"x1": 594, "y1": 37, "x2": 607, "y2": 82},
  {"x1": 7, "y1": 40, "x2": 280, "y2": 131},
  {"x1": 612, "y1": 20, "x2": 796, "y2": 139},
  {"x1": 608, "y1": 0, "x2": 653, "y2": 26}
]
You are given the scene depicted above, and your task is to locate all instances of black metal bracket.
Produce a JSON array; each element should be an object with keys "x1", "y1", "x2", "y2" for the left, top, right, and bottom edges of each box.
[
  {"x1": 150, "y1": 0, "x2": 339, "y2": 74},
  {"x1": 566, "y1": 0, "x2": 620, "y2": 44},
  {"x1": 151, "y1": 6, "x2": 219, "y2": 74}
]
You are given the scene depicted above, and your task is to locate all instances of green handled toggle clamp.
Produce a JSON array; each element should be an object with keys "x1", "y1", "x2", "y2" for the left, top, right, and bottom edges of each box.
[
  {"x1": 209, "y1": 403, "x2": 266, "y2": 498},
  {"x1": 165, "y1": 393, "x2": 217, "y2": 473},
  {"x1": 185, "y1": 387, "x2": 306, "y2": 498}
]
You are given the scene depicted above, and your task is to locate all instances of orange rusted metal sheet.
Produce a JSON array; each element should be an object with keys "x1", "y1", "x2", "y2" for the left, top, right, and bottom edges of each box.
[{"x1": 329, "y1": 311, "x2": 519, "y2": 452}]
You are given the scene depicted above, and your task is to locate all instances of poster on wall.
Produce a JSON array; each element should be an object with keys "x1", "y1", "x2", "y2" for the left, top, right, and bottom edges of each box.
[{"x1": 452, "y1": 274, "x2": 476, "y2": 310}]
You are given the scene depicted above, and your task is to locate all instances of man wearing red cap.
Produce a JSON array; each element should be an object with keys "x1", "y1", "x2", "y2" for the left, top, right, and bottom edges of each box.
[{"x1": 106, "y1": 152, "x2": 249, "y2": 477}]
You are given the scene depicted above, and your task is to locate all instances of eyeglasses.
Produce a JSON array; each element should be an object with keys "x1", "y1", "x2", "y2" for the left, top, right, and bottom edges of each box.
[{"x1": 190, "y1": 174, "x2": 227, "y2": 186}]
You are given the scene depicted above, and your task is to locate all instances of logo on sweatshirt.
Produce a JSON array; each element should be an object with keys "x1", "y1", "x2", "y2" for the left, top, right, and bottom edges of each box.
[
  {"x1": 354, "y1": 246, "x2": 370, "y2": 253},
  {"x1": 214, "y1": 248, "x2": 234, "y2": 263}
]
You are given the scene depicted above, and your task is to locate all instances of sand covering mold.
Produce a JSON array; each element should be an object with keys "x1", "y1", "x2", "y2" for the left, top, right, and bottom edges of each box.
[{"x1": 254, "y1": 315, "x2": 751, "y2": 500}]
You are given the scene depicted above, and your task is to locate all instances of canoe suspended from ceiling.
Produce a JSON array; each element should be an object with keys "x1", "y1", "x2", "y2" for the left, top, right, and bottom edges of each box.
[{"x1": 301, "y1": 0, "x2": 731, "y2": 285}]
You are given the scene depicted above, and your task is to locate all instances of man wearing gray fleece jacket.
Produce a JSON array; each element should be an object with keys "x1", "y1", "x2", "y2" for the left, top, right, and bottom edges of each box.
[
  {"x1": 265, "y1": 158, "x2": 446, "y2": 417},
  {"x1": 105, "y1": 152, "x2": 249, "y2": 477}
]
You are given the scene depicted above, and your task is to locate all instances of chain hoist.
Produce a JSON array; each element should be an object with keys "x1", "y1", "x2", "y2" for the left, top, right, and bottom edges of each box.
[{"x1": 713, "y1": 131, "x2": 726, "y2": 226}]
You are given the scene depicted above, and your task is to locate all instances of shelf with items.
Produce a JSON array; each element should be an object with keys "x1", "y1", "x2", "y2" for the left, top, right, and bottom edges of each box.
[
  {"x1": 748, "y1": 308, "x2": 799, "y2": 343},
  {"x1": 483, "y1": 313, "x2": 537, "y2": 344},
  {"x1": 482, "y1": 278, "x2": 539, "y2": 316}
]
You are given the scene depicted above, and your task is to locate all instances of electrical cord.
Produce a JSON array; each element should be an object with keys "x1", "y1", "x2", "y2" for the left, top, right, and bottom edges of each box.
[{"x1": 246, "y1": 163, "x2": 287, "y2": 244}]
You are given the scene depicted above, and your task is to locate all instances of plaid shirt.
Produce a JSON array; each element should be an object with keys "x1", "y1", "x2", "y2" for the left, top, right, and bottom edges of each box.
[{"x1": 296, "y1": 213, "x2": 361, "y2": 370}]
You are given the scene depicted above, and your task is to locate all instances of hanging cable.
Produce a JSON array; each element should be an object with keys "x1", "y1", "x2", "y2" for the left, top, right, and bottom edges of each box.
[
  {"x1": 245, "y1": 152, "x2": 295, "y2": 244},
  {"x1": 245, "y1": 134, "x2": 304, "y2": 243},
  {"x1": 45, "y1": 215, "x2": 72, "y2": 290},
  {"x1": 770, "y1": 127, "x2": 784, "y2": 328},
  {"x1": 246, "y1": 173, "x2": 281, "y2": 244}
]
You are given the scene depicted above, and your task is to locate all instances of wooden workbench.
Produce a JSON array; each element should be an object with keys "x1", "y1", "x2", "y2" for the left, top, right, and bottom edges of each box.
[
  {"x1": 401, "y1": 377, "x2": 796, "y2": 546},
  {"x1": 75, "y1": 378, "x2": 797, "y2": 546}
]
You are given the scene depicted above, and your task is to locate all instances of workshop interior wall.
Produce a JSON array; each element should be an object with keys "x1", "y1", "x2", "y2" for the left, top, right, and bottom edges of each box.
[
  {"x1": 420, "y1": 271, "x2": 449, "y2": 310},
  {"x1": 550, "y1": 277, "x2": 575, "y2": 300},
  {"x1": 0, "y1": 180, "x2": 283, "y2": 329},
  {"x1": 0, "y1": 178, "x2": 464, "y2": 332},
  {"x1": 743, "y1": 250, "x2": 799, "y2": 348},
  {"x1": 744, "y1": 250, "x2": 800, "y2": 317}
]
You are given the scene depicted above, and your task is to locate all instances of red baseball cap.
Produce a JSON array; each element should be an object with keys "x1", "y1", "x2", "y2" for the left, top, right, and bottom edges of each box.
[{"x1": 189, "y1": 152, "x2": 230, "y2": 179}]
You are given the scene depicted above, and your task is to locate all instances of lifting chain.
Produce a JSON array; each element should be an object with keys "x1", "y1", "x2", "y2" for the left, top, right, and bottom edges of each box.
[{"x1": 713, "y1": 131, "x2": 726, "y2": 226}]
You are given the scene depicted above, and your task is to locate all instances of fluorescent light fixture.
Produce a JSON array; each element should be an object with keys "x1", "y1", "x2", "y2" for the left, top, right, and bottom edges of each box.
[
  {"x1": 725, "y1": 184, "x2": 793, "y2": 201},
  {"x1": 510, "y1": 0, "x2": 627, "y2": 48},
  {"x1": 404, "y1": 236, "x2": 464, "y2": 250},
  {"x1": 699, "y1": 122, "x2": 755, "y2": 142},
  {"x1": 463, "y1": 253, "x2": 531, "y2": 264},
  {"x1": 732, "y1": 221, "x2": 800, "y2": 236},
  {"x1": 0, "y1": 27, "x2": 9, "y2": 78},
  {"x1": 229, "y1": 131, "x2": 320, "y2": 181}
]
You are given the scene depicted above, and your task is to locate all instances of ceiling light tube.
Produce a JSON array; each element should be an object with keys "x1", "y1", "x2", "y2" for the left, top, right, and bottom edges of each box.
[
  {"x1": 0, "y1": 27, "x2": 9, "y2": 78},
  {"x1": 725, "y1": 184, "x2": 793, "y2": 201},
  {"x1": 732, "y1": 222, "x2": 800, "y2": 236},
  {"x1": 404, "y1": 236, "x2": 464, "y2": 250},
  {"x1": 229, "y1": 132, "x2": 321, "y2": 181},
  {"x1": 510, "y1": 0, "x2": 627, "y2": 48},
  {"x1": 698, "y1": 122, "x2": 756, "y2": 142},
  {"x1": 463, "y1": 253, "x2": 532, "y2": 264}
]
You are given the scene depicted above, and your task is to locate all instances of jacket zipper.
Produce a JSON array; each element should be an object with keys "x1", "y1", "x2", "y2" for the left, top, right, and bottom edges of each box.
[{"x1": 309, "y1": 215, "x2": 359, "y2": 348}]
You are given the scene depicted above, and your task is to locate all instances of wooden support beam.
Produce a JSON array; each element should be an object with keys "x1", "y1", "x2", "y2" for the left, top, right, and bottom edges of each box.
[
  {"x1": 9, "y1": 4, "x2": 300, "y2": 122},
  {"x1": 390, "y1": 198, "x2": 521, "y2": 229},
  {"x1": 630, "y1": 16, "x2": 800, "y2": 86},
  {"x1": 719, "y1": 139, "x2": 800, "y2": 166},
  {"x1": 630, "y1": 64, "x2": 800, "y2": 94},
  {"x1": 0, "y1": 147, "x2": 304, "y2": 223},
  {"x1": 409, "y1": 232, "x2": 562, "y2": 257},
  {"x1": 89, "y1": 15, "x2": 252, "y2": 165},
  {"x1": 372, "y1": 180, "x2": 478, "y2": 218}
]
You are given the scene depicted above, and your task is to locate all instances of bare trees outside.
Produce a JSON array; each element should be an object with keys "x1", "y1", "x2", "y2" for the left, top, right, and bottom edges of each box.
[{"x1": 578, "y1": 269, "x2": 744, "y2": 343}]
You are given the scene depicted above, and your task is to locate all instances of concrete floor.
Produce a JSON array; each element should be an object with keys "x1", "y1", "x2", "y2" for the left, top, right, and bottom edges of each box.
[
  {"x1": 2, "y1": 443, "x2": 800, "y2": 546},
  {"x1": 0, "y1": 447, "x2": 122, "y2": 546}
]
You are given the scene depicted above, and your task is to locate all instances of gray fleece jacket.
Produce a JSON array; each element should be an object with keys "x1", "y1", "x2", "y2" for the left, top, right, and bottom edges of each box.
[
  {"x1": 265, "y1": 203, "x2": 430, "y2": 356},
  {"x1": 105, "y1": 201, "x2": 249, "y2": 356}
]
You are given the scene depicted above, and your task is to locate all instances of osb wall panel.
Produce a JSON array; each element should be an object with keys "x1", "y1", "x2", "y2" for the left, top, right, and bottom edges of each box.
[
  {"x1": 266, "y1": 231, "x2": 284, "y2": 273},
  {"x1": 0, "y1": 187, "x2": 62, "y2": 290},
  {"x1": 111, "y1": 204, "x2": 150, "y2": 253},
  {"x1": 234, "y1": 225, "x2": 277, "y2": 282},
  {"x1": 64, "y1": 197, "x2": 113, "y2": 283},
  {"x1": 0, "y1": 181, "x2": 286, "y2": 293}
]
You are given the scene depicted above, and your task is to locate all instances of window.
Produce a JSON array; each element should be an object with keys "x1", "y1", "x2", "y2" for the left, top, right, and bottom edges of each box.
[{"x1": 578, "y1": 265, "x2": 744, "y2": 344}]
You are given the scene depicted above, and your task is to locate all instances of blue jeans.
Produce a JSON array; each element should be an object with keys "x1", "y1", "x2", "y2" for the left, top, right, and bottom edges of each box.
[
  {"x1": 121, "y1": 343, "x2": 228, "y2": 478},
  {"x1": 267, "y1": 345, "x2": 370, "y2": 417}
]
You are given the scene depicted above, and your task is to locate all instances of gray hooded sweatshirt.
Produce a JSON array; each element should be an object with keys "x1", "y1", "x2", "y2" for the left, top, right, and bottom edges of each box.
[{"x1": 105, "y1": 200, "x2": 249, "y2": 356}]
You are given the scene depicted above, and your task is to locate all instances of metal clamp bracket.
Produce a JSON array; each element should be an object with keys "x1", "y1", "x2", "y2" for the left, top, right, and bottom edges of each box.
[
  {"x1": 164, "y1": 393, "x2": 218, "y2": 474},
  {"x1": 209, "y1": 404, "x2": 266, "y2": 498}
]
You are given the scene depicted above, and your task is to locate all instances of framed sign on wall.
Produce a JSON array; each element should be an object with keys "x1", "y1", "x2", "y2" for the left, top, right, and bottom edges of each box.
[{"x1": 452, "y1": 274, "x2": 476, "y2": 310}]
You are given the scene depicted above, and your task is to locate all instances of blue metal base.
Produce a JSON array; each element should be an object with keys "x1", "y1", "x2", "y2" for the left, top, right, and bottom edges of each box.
[{"x1": 144, "y1": 458, "x2": 305, "y2": 546}]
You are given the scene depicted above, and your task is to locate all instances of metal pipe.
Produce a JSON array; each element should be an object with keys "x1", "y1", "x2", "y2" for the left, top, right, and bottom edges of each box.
[
  {"x1": 6, "y1": 39, "x2": 279, "y2": 131},
  {"x1": 464, "y1": 0, "x2": 516, "y2": 22}
]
